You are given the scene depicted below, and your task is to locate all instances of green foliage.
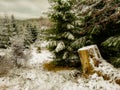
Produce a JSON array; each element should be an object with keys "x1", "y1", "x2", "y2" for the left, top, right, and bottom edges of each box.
[
  {"x1": 0, "y1": 15, "x2": 39, "y2": 49},
  {"x1": 0, "y1": 15, "x2": 17, "y2": 48},
  {"x1": 31, "y1": 26, "x2": 38, "y2": 42},
  {"x1": 47, "y1": 0, "x2": 120, "y2": 68},
  {"x1": 102, "y1": 36, "x2": 120, "y2": 51},
  {"x1": 109, "y1": 57, "x2": 120, "y2": 68},
  {"x1": 76, "y1": 0, "x2": 120, "y2": 67},
  {"x1": 46, "y1": 0, "x2": 82, "y2": 62},
  {"x1": 37, "y1": 47, "x2": 41, "y2": 53},
  {"x1": 24, "y1": 24, "x2": 38, "y2": 47}
]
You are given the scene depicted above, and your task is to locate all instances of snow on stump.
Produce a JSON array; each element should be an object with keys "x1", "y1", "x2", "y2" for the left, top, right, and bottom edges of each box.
[{"x1": 78, "y1": 45, "x2": 102, "y2": 75}]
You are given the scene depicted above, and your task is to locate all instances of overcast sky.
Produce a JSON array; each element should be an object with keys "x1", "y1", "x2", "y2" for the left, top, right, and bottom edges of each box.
[{"x1": 0, "y1": 0, "x2": 50, "y2": 19}]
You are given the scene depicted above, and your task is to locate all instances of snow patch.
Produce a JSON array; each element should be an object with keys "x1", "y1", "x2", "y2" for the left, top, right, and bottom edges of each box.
[
  {"x1": 29, "y1": 48, "x2": 53, "y2": 66},
  {"x1": 0, "y1": 47, "x2": 120, "y2": 90}
]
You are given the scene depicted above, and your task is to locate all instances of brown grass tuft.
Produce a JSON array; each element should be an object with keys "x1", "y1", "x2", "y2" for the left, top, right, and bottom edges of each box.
[
  {"x1": 0, "y1": 55, "x2": 14, "y2": 77},
  {"x1": 115, "y1": 78, "x2": 120, "y2": 85},
  {"x1": 43, "y1": 61, "x2": 75, "y2": 72},
  {"x1": 102, "y1": 74, "x2": 110, "y2": 80}
]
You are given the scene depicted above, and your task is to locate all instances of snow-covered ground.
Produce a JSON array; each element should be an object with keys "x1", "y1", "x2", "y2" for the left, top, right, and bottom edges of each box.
[{"x1": 0, "y1": 47, "x2": 120, "y2": 90}]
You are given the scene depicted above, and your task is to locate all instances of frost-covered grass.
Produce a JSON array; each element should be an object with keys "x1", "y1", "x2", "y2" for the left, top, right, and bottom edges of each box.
[{"x1": 0, "y1": 47, "x2": 120, "y2": 90}]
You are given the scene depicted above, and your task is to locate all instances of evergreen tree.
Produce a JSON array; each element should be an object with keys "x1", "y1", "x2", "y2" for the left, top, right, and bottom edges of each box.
[
  {"x1": 30, "y1": 25, "x2": 38, "y2": 42},
  {"x1": 46, "y1": 0, "x2": 81, "y2": 63},
  {"x1": 23, "y1": 23, "x2": 38, "y2": 48},
  {"x1": 24, "y1": 24, "x2": 33, "y2": 47},
  {"x1": 47, "y1": 0, "x2": 120, "y2": 67},
  {"x1": 0, "y1": 15, "x2": 11, "y2": 48},
  {"x1": 10, "y1": 15, "x2": 18, "y2": 36},
  {"x1": 75, "y1": 0, "x2": 120, "y2": 67},
  {"x1": 0, "y1": 15, "x2": 18, "y2": 48}
]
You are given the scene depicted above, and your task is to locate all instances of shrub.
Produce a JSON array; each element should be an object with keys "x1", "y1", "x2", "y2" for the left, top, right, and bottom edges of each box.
[
  {"x1": 0, "y1": 49, "x2": 14, "y2": 76},
  {"x1": 10, "y1": 35, "x2": 31, "y2": 67}
]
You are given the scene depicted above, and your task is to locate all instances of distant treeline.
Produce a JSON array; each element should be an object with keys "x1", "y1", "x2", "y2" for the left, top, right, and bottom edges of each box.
[{"x1": 0, "y1": 15, "x2": 51, "y2": 48}]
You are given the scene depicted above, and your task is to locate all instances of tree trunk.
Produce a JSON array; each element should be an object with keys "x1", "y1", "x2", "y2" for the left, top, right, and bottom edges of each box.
[{"x1": 78, "y1": 45, "x2": 102, "y2": 75}]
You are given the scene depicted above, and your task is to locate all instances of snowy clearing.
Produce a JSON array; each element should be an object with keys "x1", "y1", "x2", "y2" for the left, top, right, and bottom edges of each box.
[{"x1": 0, "y1": 48, "x2": 120, "y2": 90}]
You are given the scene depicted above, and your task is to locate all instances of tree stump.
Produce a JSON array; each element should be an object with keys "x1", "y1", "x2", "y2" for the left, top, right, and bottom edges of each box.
[{"x1": 78, "y1": 45, "x2": 102, "y2": 75}]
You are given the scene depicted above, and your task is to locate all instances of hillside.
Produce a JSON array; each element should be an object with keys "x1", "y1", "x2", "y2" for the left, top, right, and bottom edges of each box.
[{"x1": 16, "y1": 17, "x2": 52, "y2": 28}]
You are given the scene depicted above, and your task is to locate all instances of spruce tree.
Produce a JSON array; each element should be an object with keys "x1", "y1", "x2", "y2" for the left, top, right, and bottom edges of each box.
[
  {"x1": 23, "y1": 23, "x2": 38, "y2": 48},
  {"x1": 24, "y1": 24, "x2": 33, "y2": 48},
  {"x1": 0, "y1": 15, "x2": 19, "y2": 48},
  {"x1": 0, "y1": 15, "x2": 11, "y2": 48},
  {"x1": 46, "y1": 0, "x2": 82, "y2": 65},
  {"x1": 30, "y1": 25, "x2": 38, "y2": 42},
  {"x1": 75, "y1": 0, "x2": 120, "y2": 67},
  {"x1": 10, "y1": 15, "x2": 18, "y2": 36}
]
